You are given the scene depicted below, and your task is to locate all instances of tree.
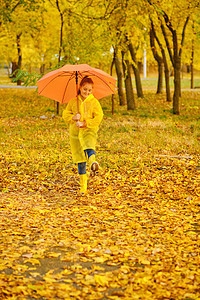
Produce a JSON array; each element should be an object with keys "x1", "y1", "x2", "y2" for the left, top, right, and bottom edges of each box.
[
  {"x1": 113, "y1": 46, "x2": 126, "y2": 106},
  {"x1": 149, "y1": 22, "x2": 163, "y2": 94},
  {"x1": 146, "y1": 0, "x2": 200, "y2": 114},
  {"x1": 97, "y1": 0, "x2": 145, "y2": 105},
  {"x1": 0, "y1": 0, "x2": 44, "y2": 84},
  {"x1": 191, "y1": 15, "x2": 200, "y2": 88},
  {"x1": 150, "y1": 19, "x2": 171, "y2": 101},
  {"x1": 182, "y1": 16, "x2": 200, "y2": 89},
  {"x1": 122, "y1": 50, "x2": 136, "y2": 110},
  {"x1": 107, "y1": 0, "x2": 145, "y2": 100},
  {"x1": 126, "y1": 36, "x2": 144, "y2": 98},
  {"x1": 48, "y1": 0, "x2": 68, "y2": 114}
]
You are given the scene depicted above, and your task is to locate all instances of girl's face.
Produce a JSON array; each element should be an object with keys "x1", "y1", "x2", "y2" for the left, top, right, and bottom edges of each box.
[{"x1": 80, "y1": 83, "x2": 93, "y2": 100}]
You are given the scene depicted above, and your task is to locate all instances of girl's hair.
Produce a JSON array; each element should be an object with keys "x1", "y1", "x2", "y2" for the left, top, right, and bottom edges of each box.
[{"x1": 78, "y1": 76, "x2": 94, "y2": 94}]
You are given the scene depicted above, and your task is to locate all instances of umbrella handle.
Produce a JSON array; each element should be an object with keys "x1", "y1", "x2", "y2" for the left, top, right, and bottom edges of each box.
[
  {"x1": 76, "y1": 94, "x2": 79, "y2": 114},
  {"x1": 76, "y1": 71, "x2": 79, "y2": 113}
]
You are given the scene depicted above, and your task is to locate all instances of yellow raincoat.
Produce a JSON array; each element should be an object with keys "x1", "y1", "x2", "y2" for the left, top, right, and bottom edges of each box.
[{"x1": 62, "y1": 94, "x2": 103, "y2": 163}]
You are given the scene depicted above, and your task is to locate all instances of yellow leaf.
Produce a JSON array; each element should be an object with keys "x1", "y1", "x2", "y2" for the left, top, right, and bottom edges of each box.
[
  {"x1": 94, "y1": 274, "x2": 109, "y2": 286},
  {"x1": 139, "y1": 258, "x2": 150, "y2": 265},
  {"x1": 149, "y1": 181, "x2": 154, "y2": 187},
  {"x1": 61, "y1": 269, "x2": 74, "y2": 276},
  {"x1": 46, "y1": 252, "x2": 61, "y2": 258},
  {"x1": 24, "y1": 258, "x2": 40, "y2": 265},
  {"x1": 93, "y1": 256, "x2": 107, "y2": 263},
  {"x1": 184, "y1": 293, "x2": 199, "y2": 299},
  {"x1": 120, "y1": 266, "x2": 130, "y2": 273},
  {"x1": 114, "y1": 205, "x2": 124, "y2": 210}
]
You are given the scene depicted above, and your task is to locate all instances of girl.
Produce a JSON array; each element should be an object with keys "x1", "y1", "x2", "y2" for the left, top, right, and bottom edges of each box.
[{"x1": 63, "y1": 76, "x2": 103, "y2": 194}]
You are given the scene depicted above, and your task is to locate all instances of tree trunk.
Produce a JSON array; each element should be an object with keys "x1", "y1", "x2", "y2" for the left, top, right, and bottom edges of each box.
[
  {"x1": 127, "y1": 40, "x2": 144, "y2": 98},
  {"x1": 173, "y1": 58, "x2": 181, "y2": 115},
  {"x1": 160, "y1": 44, "x2": 171, "y2": 101},
  {"x1": 56, "y1": 0, "x2": 64, "y2": 65},
  {"x1": 149, "y1": 26, "x2": 164, "y2": 94},
  {"x1": 56, "y1": 0, "x2": 65, "y2": 115},
  {"x1": 157, "y1": 62, "x2": 164, "y2": 93},
  {"x1": 40, "y1": 64, "x2": 45, "y2": 74},
  {"x1": 190, "y1": 45, "x2": 194, "y2": 89},
  {"x1": 164, "y1": 16, "x2": 189, "y2": 114},
  {"x1": 16, "y1": 33, "x2": 22, "y2": 86},
  {"x1": 110, "y1": 52, "x2": 116, "y2": 114},
  {"x1": 114, "y1": 47, "x2": 126, "y2": 106},
  {"x1": 164, "y1": 63, "x2": 171, "y2": 102},
  {"x1": 190, "y1": 23, "x2": 194, "y2": 89},
  {"x1": 150, "y1": 20, "x2": 171, "y2": 101},
  {"x1": 172, "y1": 26, "x2": 182, "y2": 115},
  {"x1": 160, "y1": 23, "x2": 181, "y2": 111},
  {"x1": 122, "y1": 51, "x2": 136, "y2": 110},
  {"x1": 111, "y1": 94, "x2": 115, "y2": 115},
  {"x1": 11, "y1": 61, "x2": 18, "y2": 77}
]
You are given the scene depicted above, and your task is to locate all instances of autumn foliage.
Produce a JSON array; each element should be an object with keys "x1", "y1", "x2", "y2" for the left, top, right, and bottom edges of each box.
[{"x1": 0, "y1": 89, "x2": 200, "y2": 299}]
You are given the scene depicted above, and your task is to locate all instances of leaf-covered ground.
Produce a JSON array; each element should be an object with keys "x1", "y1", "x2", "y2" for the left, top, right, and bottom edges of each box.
[{"x1": 0, "y1": 89, "x2": 200, "y2": 299}]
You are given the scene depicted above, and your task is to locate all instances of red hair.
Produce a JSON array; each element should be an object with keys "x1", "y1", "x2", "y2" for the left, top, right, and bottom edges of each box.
[{"x1": 78, "y1": 76, "x2": 94, "y2": 94}]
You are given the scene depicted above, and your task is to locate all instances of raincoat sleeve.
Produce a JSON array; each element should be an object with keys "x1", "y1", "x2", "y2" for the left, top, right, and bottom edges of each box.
[
  {"x1": 62, "y1": 100, "x2": 74, "y2": 124},
  {"x1": 86, "y1": 100, "x2": 103, "y2": 129}
]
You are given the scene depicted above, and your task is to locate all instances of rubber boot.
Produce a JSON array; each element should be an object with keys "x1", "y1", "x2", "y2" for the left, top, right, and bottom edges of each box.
[
  {"x1": 79, "y1": 174, "x2": 87, "y2": 194},
  {"x1": 89, "y1": 154, "x2": 99, "y2": 176}
]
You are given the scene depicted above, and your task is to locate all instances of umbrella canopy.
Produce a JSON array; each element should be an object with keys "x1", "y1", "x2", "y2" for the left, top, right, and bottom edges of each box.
[{"x1": 37, "y1": 64, "x2": 116, "y2": 104}]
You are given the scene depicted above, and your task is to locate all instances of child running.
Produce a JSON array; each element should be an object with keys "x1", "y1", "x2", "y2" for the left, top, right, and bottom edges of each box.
[{"x1": 62, "y1": 76, "x2": 103, "y2": 194}]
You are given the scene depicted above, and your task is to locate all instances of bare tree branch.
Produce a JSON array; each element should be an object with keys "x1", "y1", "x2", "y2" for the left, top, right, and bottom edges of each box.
[
  {"x1": 11, "y1": 1, "x2": 21, "y2": 13},
  {"x1": 179, "y1": 16, "x2": 190, "y2": 57},
  {"x1": 159, "y1": 19, "x2": 174, "y2": 66}
]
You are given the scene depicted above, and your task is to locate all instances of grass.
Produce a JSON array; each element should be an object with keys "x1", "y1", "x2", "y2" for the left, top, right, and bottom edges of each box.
[
  {"x1": 0, "y1": 68, "x2": 16, "y2": 85},
  {"x1": 138, "y1": 74, "x2": 200, "y2": 90},
  {"x1": 0, "y1": 89, "x2": 199, "y2": 174}
]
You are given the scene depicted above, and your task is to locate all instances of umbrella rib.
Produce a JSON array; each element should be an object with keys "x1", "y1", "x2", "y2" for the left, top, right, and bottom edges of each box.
[
  {"x1": 61, "y1": 71, "x2": 89, "y2": 103},
  {"x1": 82, "y1": 71, "x2": 116, "y2": 92},
  {"x1": 61, "y1": 72, "x2": 77, "y2": 103},
  {"x1": 38, "y1": 72, "x2": 75, "y2": 95}
]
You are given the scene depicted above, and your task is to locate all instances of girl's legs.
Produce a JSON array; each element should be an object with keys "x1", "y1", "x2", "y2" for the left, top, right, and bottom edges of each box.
[
  {"x1": 77, "y1": 149, "x2": 99, "y2": 194},
  {"x1": 84, "y1": 149, "x2": 99, "y2": 176},
  {"x1": 84, "y1": 149, "x2": 95, "y2": 160},
  {"x1": 78, "y1": 162, "x2": 87, "y2": 194},
  {"x1": 78, "y1": 162, "x2": 86, "y2": 175}
]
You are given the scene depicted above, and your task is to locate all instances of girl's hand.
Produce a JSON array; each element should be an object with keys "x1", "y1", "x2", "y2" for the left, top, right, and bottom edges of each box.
[
  {"x1": 76, "y1": 120, "x2": 87, "y2": 128},
  {"x1": 72, "y1": 113, "x2": 81, "y2": 121}
]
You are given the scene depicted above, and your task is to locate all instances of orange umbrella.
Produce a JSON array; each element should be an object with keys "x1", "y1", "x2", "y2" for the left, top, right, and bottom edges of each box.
[{"x1": 37, "y1": 64, "x2": 116, "y2": 112}]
